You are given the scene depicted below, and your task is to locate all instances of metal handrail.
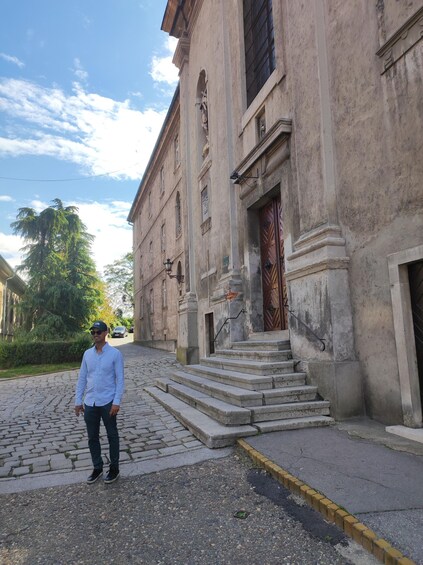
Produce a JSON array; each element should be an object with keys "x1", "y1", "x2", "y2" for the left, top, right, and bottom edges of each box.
[
  {"x1": 283, "y1": 300, "x2": 326, "y2": 351},
  {"x1": 212, "y1": 302, "x2": 325, "y2": 351},
  {"x1": 213, "y1": 308, "x2": 246, "y2": 343}
]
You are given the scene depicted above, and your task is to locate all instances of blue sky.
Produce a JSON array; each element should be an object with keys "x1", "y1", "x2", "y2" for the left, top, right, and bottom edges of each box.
[{"x1": 0, "y1": 0, "x2": 178, "y2": 273}]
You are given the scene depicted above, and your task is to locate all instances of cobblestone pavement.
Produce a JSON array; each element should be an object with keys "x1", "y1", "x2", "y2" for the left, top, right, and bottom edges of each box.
[{"x1": 0, "y1": 343, "x2": 205, "y2": 486}]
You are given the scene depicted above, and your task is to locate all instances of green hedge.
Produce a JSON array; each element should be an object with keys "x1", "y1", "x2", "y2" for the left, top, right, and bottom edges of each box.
[{"x1": 0, "y1": 334, "x2": 92, "y2": 369}]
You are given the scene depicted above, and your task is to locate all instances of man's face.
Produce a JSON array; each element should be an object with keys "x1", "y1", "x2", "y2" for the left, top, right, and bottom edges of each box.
[{"x1": 91, "y1": 329, "x2": 107, "y2": 343}]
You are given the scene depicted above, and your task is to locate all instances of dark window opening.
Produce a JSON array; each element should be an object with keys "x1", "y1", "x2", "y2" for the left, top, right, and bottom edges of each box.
[{"x1": 243, "y1": 0, "x2": 275, "y2": 107}]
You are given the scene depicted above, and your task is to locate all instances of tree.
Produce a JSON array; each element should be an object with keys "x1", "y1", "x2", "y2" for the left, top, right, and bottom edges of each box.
[
  {"x1": 12, "y1": 199, "x2": 101, "y2": 339},
  {"x1": 91, "y1": 278, "x2": 117, "y2": 330},
  {"x1": 103, "y1": 252, "x2": 134, "y2": 319}
]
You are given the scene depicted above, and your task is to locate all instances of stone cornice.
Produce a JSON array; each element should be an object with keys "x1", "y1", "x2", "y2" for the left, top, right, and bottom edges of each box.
[
  {"x1": 285, "y1": 257, "x2": 350, "y2": 282},
  {"x1": 173, "y1": 35, "x2": 190, "y2": 71},
  {"x1": 377, "y1": 6, "x2": 423, "y2": 73},
  {"x1": 287, "y1": 225, "x2": 345, "y2": 261},
  {"x1": 286, "y1": 224, "x2": 349, "y2": 281},
  {"x1": 233, "y1": 118, "x2": 292, "y2": 184}
]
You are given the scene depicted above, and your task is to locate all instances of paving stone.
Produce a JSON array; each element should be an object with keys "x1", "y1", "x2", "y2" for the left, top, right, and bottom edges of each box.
[
  {"x1": 32, "y1": 464, "x2": 51, "y2": 474},
  {"x1": 12, "y1": 466, "x2": 31, "y2": 477},
  {"x1": 0, "y1": 345, "x2": 212, "y2": 482},
  {"x1": 0, "y1": 465, "x2": 12, "y2": 478}
]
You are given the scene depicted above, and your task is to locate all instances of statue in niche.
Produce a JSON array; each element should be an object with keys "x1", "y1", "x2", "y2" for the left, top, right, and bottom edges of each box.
[
  {"x1": 199, "y1": 87, "x2": 209, "y2": 159},
  {"x1": 199, "y1": 89, "x2": 209, "y2": 138}
]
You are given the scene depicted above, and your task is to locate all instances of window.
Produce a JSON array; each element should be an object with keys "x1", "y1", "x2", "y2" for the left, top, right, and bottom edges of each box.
[
  {"x1": 160, "y1": 166, "x2": 165, "y2": 195},
  {"x1": 201, "y1": 186, "x2": 209, "y2": 223},
  {"x1": 175, "y1": 192, "x2": 182, "y2": 237},
  {"x1": 161, "y1": 223, "x2": 166, "y2": 253},
  {"x1": 148, "y1": 190, "x2": 152, "y2": 217},
  {"x1": 243, "y1": 0, "x2": 275, "y2": 107},
  {"x1": 174, "y1": 134, "x2": 180, "y2": 168},
  {"x1": 162, "y1": 279, "x2": 167, "y2": 308},
  {"x1": 149, "y1": 288, "x2": 154, "y2": 314},
  {"x1": 149, "y1": 241, "x2": 153, "y2": 268}
]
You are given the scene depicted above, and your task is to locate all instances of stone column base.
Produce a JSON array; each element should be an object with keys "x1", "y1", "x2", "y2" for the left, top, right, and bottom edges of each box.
[
  {"x1": 177, "y1": 292, "x2": 199, "y2": 365},
  {"x1": 177, "y1": 346, "x2": 199, "y2": 365},
  {"x1": 306, "y1": 360, "x2": 364, "y2": 420}
]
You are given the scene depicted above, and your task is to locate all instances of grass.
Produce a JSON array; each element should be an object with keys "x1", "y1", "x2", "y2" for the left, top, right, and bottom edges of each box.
[{"x1": 0, "y1": 362, "x2": 80, "y2": 379}]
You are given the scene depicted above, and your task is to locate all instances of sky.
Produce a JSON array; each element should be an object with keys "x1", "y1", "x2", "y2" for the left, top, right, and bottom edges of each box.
[{"x1": 0, "y1": 0, "x2": 178, "y2": 275}]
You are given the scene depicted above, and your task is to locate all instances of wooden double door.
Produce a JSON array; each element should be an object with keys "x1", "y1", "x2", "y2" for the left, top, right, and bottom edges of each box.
[{"x1": 259, "y1": 195, "x2": 288, "y2": 331}]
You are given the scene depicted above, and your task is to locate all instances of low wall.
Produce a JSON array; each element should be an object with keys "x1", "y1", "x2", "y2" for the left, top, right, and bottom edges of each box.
[{"x1": 135, "y1": 340, "x2": 177, "y2": 353}]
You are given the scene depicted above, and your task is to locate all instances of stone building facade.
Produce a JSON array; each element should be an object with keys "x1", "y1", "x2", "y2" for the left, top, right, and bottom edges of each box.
[
  {"x1": 129, "y1": 87, "x2": 185, "y2": 353},
  {"x1": 131, "y1": 0, "x2": 423, "y2": 428},
  {"x1": 0, "y1": 255, "x2": 26, "y2": 340}
]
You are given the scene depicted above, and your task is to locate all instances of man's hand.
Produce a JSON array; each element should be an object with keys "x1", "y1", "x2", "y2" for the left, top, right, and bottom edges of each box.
[
  {"x1": 109, "y1": 404, "x2": 120, "y2": 416},
  {"x1": 75, "y1": 405, "x2": 84, "y2": 417}
]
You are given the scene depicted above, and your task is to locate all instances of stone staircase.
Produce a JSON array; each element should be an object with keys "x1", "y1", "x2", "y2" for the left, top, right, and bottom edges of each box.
[{"x1": 145, "y1": 331, "x2": 334, "y2": 448}]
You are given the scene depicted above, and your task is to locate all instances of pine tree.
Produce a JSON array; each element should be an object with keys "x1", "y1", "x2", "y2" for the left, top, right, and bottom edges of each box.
[{"x1": 12, "y1": 199, "x2": 102, "y2": 339}]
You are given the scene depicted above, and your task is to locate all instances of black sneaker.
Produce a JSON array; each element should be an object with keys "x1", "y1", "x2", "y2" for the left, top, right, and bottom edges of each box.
[
  {"x1": 104, "y1": 468, "x2": 120, "y2": 484},
  {"x1": 87, "y1": 468, "x2": 103, "y2": 484}
]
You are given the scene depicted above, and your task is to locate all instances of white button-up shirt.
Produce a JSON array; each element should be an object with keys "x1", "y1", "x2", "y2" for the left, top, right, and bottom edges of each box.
[{"x1": 75, "y1": 342, "x2": 124, "y2": 407}]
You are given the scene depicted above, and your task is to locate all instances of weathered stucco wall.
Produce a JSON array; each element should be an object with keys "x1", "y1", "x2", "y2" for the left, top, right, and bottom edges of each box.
[{"x1": 326, "y1": 0, "x2": 423, "y2": 422}]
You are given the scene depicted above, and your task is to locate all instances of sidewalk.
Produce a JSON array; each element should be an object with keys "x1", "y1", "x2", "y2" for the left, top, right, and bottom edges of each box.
[{"x1": 239, "y1": 418, "x2": 423, "y2": 565}]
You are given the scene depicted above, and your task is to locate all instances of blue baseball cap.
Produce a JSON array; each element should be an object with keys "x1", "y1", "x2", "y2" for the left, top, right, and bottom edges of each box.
[{"x1": 90, "y1": 321, "x2": 108, "y2": 332}]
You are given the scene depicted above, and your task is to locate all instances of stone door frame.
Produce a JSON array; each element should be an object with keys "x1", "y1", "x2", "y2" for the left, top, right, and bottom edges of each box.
[{"x1": 388, "y1": 244, "x2": 423, "y2": 427}]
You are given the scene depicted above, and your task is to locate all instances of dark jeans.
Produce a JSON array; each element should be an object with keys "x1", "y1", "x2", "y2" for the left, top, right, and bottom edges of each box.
[{"x1": 84, "y1": 402, "x2": 119, "y2": 471}]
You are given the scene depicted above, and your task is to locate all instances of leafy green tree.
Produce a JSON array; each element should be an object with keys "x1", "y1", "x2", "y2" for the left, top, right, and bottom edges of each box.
[
  {"x1": 12, "y1": 199, "x2": 101, "y2": 339},
  {"x1": 91, "y1": 278, "x2": 117, "y2": 330},
  {"x1": 103, "y1": 252, "x2": 134, "y2": 319}
]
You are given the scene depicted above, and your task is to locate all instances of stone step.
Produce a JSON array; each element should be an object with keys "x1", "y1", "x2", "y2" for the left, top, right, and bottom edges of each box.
[
  {"x1": 186, "y1": 363, "x2": 307, "y2": 390},
  {"x1": 248, "y1": 330, "x2": 290, "y2": 341},
  {"x1": 185, "y1": 363, "x2": 274, "y2": 390},
  {"x1": 262, "y1": 385, "x2": 318, "y2": 405},
  {"x1": 251, "y1": 400, "x2": 331, "y2": 423},
  {"x1": 170, "y1": 370, "x2": 263, "y2": 407},
  {"x1": 166, "y1": 381, "x2": 252, "y2": 425},
  {"x1": 145, "y1": 386, "x2": 258, "y2": 448},
  {"x1": 230, "y1": 340, "x2": 291, "y2": 352},
  {"x1": 156, "y1": 378, "x2": 318, "y2": 424},
  {"x1": 254, "y1": 415, "x2": 334, "y2": 433},
  {"x1": 201, "y1": 355, "x2": 295, "y2": 375},
  {"x1": 216, "y1": 348, "x2": 293, "y2": 362}
]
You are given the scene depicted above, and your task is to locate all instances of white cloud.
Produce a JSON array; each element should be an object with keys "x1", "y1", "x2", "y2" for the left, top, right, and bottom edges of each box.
[
  {"x1": 150, "y1": 37, "x2": 179, "y2": 86},
  {"x1": 0, "y1": 78, "x2": 168, "y2": 181},
  {"x1": 0, "y1": 53, "x2": 25, "y2": 68},
  {"x1": 0, "y1": 232, "x2": 25, "y2": 269},
  {"x1": 72, "y1": 58, "x2": 88, "y2": 83},
  {"x1": 75, "y1": 200, "x2": 133, "y2": 274},
  {"x1": 0, "y1": 195, "x2": 14, "y2": 202}
]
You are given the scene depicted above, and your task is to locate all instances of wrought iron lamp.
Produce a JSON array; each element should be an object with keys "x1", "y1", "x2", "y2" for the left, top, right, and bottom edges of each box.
[
  {"x1": 163, "y1": 258, "x2": 184, "y2": 283},
  {"x1": 229, "y1": 170, "x2": 259, "y2": 185}
]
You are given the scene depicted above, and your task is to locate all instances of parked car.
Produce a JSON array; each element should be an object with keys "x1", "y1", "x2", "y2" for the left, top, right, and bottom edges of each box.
[{"x1": 111, "y1": 326, "x2": 127, "y2": 338}]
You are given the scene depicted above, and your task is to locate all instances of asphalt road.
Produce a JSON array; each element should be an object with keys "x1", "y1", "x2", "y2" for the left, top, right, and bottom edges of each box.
[{"x1": 0, "y1": 449, "x2": 377, "y2": 565}]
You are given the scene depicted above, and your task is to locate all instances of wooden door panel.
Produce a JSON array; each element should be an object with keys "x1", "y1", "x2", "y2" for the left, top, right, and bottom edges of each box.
[{"x1": 259, "y1": 195, "x2": 287, "y2": 331}]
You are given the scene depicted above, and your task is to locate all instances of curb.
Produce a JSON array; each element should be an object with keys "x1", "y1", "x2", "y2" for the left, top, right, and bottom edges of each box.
[{"x1": 237, "y1": 438, "x2": 416, "y2": 565}]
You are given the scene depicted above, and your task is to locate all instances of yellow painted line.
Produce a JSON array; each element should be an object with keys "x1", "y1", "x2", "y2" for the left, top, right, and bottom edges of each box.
[{"x1": 237, "y1": 438, "x2": 416, "y2": 565}]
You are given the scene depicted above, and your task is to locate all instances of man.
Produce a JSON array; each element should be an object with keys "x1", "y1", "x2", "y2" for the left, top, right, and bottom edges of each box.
[{"x1": 75, "y1": 321, "x2": 124, "y2": 484}]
